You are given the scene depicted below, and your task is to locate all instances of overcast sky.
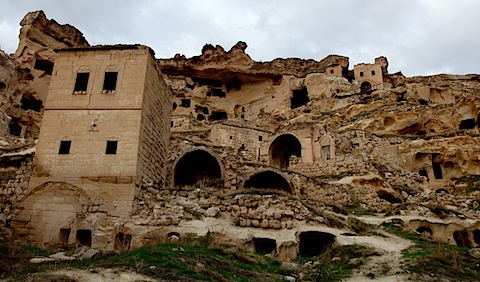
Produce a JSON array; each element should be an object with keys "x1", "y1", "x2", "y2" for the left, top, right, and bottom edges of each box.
[{"x1": 0, "y1": 0, "x2": 479, "y2": 77}]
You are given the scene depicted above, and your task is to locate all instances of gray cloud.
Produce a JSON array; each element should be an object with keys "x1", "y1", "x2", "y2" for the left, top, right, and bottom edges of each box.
[{"x1": 0, "y1": 0, "x2": 479, "y2": 76}]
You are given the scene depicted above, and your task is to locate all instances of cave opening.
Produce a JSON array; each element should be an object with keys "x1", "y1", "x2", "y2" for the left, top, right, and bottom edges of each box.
[
  {"x1": 291, "y1": 87, "x2": 309, "y2": 109},
  {"x1": 253, "y1": 238, "x2": 276, "y2": 255},
  {"x1": 416, "y1": 227, "x2": 432, "y2": 236},
  {"x1": 473, "y1": 229, "x2": 480, "y2": 244},
  {"x1": 34, "y1": 59, "x2": 54, "y2": 75},
  {"x1": 20, "y1": 96, "x2": 42, "y2": 112},
  {"x1": 244, "y1": 170, "x2": 292, "y2": 193},
  {"x1": 453, "y1": 230, "x2": 472, "y2": 248},
  {"x1": 174, "y1": 150, "x2": 222, "y2": 186},
  {"x1": 459, "y1": 118, "x2": 476, "y2": 130},
  {"x1": 298, "y1": 231, "x2": 336, "y2": 256},
  {"x1": 209, "y1": 111, "x2": 228, "y2": 121},
  {"x1": 269, "y1": 134, "x2": 301, "y2": 170}
]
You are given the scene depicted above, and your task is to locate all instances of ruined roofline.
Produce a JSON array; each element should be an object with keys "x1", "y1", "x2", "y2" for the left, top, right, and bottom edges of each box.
[{"x1": 55, "y1": 44, "x2": 156, "y2": 56}]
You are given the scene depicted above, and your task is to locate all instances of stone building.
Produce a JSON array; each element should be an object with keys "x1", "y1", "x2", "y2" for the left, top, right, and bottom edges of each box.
[{"x1": 13, "y1": 45, "x2": 171, "y2": 249}]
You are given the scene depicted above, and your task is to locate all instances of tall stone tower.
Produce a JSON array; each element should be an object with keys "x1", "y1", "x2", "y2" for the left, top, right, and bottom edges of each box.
[{"x1": 14, "y1": 45, "x2": 171, "y2": 248}]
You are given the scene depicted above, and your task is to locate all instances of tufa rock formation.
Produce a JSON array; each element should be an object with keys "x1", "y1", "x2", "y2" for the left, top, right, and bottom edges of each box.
[{"x1": 0, "y1": 11, "x2": 480, "y2": 275}]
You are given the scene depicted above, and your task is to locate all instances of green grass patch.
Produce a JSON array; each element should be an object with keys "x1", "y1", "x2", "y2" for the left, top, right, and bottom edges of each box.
[
  {"x1": 382, "y1": 221, "x2": 480, "y2": 281},
  {"x1": 298, "y1": 244, "x2": 377, "y2": 281},
  {"x1": 1, "y1": 234, "x2": 284, "y2": 282}
]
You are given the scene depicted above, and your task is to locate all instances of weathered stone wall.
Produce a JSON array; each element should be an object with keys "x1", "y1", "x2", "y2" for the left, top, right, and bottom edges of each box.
[
  {"x1": 136, "y1": 54, "x2": 171, "y2": 187},
  {"x1": 34, "y1": 109, "x2": 141, "y2": 178}
]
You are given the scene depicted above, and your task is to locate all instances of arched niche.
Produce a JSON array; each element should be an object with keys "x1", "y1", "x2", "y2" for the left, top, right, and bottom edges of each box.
[
  {"x1": 360, "y1": 81, "x2": 372, "y2": 93},
  {"x1": 174, "y1": 149, "x2": 222, "y2": 186},
  {"x1": 269, "y1": 134, "x2": 301, "y2": 170},
  {"x1": 244, "y1": 169, "x2": 293, "y2": 193}
]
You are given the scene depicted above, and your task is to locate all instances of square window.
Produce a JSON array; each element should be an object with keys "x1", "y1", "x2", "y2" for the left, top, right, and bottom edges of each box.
[
  {"x1": 59, "y1": 140, "x2": 71, "y2": 154},
  {"x1": 106, "y1": 140, "x2": 118, "y2": 154},
  {"x1": 73, "y1": 73, "x2": 89, "y2": 93},
  {"x1": 359, "y1": 71, "x2": 364, "y2": 77},
  {"x1": 180, "y1": 99, "x2": 191, "y2": 108},
  {"x1": 259, "y1": 136, "x2": 263, "y2": 141},
  {"x1": 371, "y1": 70, "x2": 376, "y2": 75},
  {"x1": 103, "y1": 72, "x2": 118, "y2": 92},
  {"x1": 76, "y1": 229, "x2": 92, "y2": 247},
  {"x1": 330, "y1": 69, "x2": 334, "y2": 74}
]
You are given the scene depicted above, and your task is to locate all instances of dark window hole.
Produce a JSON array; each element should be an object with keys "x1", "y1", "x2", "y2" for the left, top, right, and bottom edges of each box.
[
  {"x1": 74, "y1": 73, "x2": 89, "y2": 92},
  {"x1": 76, "y1": 229, "x2": 92, "y2": 247},
  {"x1": 291, "y1": 87, "x2": 309, "y2": 109},
  {"x1": 103, "y1": 72, "x2": 118, "y2": 91},
  {"x1": 59, "y1": 140, "x2": 71, "y2": 154},
  {"x1": 106, "y1": 140, "x2": 118, "y2": 154}
]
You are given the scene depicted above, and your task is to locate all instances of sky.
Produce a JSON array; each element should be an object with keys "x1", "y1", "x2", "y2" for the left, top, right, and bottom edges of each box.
[{"x1": 0, "y1": 0, "x2": 479, "y2": 77}]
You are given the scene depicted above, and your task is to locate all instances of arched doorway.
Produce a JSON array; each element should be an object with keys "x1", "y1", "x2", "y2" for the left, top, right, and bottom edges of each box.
[
  {"x1": 360, "y1": 81, "x2": 372, "y2": 93},
  {"x1": 269, "y1": 134, "x2": 301, "y2": 170},
  {"x1": 244, "y1": 170, "x2": 292, "y2": 193},
  {"x1": 174, "y1": 149, "x2": 222, "y2": 186}
]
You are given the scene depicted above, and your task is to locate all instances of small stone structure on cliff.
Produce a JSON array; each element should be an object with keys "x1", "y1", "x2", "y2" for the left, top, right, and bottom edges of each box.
[{"x1": 1, "y1": 11, "x2": 480, "y2": 261}]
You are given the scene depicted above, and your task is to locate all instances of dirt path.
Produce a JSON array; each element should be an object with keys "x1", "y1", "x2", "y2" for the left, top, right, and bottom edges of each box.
[{"x1": 342, "y1": 229, "x2": 412, "y2": 282}]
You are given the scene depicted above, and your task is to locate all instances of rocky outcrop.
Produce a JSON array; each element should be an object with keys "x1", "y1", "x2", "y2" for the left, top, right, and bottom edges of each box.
[
  {"x1": 0, "y1": 10, "x2": 89, "y2": 141},
  {"x1": 158, "y1": 41, "x2": 349, "y2": 83}
]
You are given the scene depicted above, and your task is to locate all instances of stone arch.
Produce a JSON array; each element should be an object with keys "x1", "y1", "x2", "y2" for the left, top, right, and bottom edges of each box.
[
  {"x1": 269, "y1": 134, "x2": 302, "y2": 170},
  {"x1": 243, "y1": 169, "x2": 293, "y2": 193},
  {"x1": 360, "y1": 81, "x2": 372, "y2": 93},
  {"x1": 15, "y1": 182, "x2": 93, "y2": 247},
  {"x1": 173, "y1": 149, "x2": 223, "y2": 186}
]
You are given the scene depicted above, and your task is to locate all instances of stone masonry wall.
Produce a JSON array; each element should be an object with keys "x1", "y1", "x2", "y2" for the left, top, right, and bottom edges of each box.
[{"x1": 136, "y1": 55, "x2": 172, "y2": 187}]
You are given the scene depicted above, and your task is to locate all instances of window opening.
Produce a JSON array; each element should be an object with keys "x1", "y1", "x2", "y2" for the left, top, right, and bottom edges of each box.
[
  {"x1": 371, "y1": 70, "x2": 376, "y2": 75},
  {"x1": 291, "y1": 87, "x2": 310, "y2": 109},
  {"x1": 322, "y1": 145, "x2": 331, "y2": 161},
  {"x1": 20, "y1": 97, "x2": 42, "y2": 112},
  {"x1": 59, "y1": 140, "x2": 71, "y2": 154},
  {"x1": 359, "y1": 71, "x2": 364, "y2": 77},
  {"x1": 419, "y1": 169, "x2": 429, "y2": 180},
  {"x1": 103, "y1": 72, "x2": 118, "y2": 92},
  {"x1": 59, "y1": 228, "x2": 71, "y2": 245},
  {"x1": 459, "y1": 118, "x2": 476, "y2": 130},
  {"x1": 432, "y1": 163, "x2": 443, "y2": 179},
  {"x1": 106, "y1": 140, "x2": 118, "y2": 154},
  {"x1": 73, "y1": 73, "x2": 89, "y2": 93},
  {"x1": 76, "y1": 229, "x2": 92, "y2": 247},
  {"x1": 180, "y1": 99, "x2": 191, "y2": 108},
  {"x1": 34, "y1": 59, "x2": 54, "y2": 75}
]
